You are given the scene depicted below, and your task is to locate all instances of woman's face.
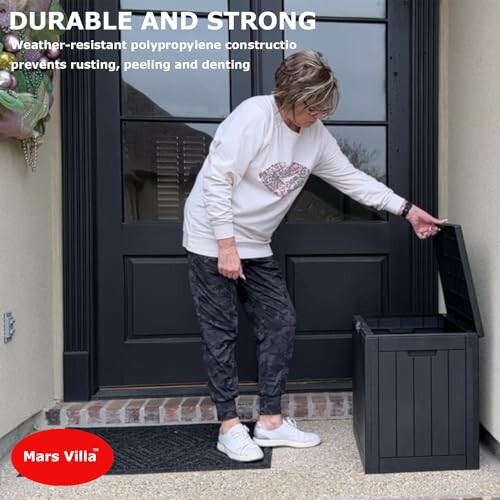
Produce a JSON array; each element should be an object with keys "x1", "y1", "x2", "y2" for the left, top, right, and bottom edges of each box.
[{"x1": 291, "y1": 101, "x2": 330, "y2": 128}]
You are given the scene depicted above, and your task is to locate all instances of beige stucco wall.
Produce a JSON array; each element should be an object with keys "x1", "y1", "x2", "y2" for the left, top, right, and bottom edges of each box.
[
  {"x1": 0, "y1": 72, "x2": 63, "y2": 439},
  {"x1": 440, "y1": 0, "x2": 500, "y2": 444}
]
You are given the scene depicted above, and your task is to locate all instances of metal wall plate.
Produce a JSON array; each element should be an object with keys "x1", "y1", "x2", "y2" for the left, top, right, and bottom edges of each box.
[{"x1": 4, "y1": 312, "x2": 15, "y2": 343}]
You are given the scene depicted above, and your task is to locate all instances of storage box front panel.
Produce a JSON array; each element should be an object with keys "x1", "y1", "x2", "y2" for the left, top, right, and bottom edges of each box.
[{"x1": 378, "y1": 345, "x2": 467, "y2": 468}]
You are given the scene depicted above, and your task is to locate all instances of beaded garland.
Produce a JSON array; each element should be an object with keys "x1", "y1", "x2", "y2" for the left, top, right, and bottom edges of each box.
[{"x1": 0, "y1": 0, "x2": 65, "y2": 172}]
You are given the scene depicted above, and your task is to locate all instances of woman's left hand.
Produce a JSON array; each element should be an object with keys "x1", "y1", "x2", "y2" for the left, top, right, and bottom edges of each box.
[{"x1": 405, "y1": 205, "x2": 448, "y2": 239}]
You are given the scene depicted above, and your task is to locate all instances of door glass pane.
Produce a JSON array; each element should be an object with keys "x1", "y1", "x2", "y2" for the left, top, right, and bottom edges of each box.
[
  {"x1": 285, "y1": 22, "x2": 386, "y2": 121},
  {"x1": 285, "y1": 0, "x2": 385, "y2": 18},
  {"x1": 334, "y1": 126, "x2": 387, "y2": 184},
  {"x1": 123, "y1": 122, "x2": 216, "y2": 222},
  {"x1": 287, "y1": 126, "x2": 387, "y2": 222},
  {"x1": 121, "y1": 0, "x2": 227, "y2": 11},
  {"x1": 121, "y1": 16, "x2": 230, "y2": 118}
]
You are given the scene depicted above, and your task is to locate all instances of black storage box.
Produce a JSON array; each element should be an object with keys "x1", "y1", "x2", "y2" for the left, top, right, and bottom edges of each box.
[{"x1": 352, "y1": 224, "x2": 484, "y2": 473}]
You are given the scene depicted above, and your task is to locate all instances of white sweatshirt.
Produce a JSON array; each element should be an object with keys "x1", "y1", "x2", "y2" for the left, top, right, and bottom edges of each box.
[{"x1": 182, "y1": 95, "x2": 405, "y2": 258}]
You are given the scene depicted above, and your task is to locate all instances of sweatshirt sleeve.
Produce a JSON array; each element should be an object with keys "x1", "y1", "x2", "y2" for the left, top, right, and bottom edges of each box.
[
  {"x1": 312, "y1": 127, "x2": 406, "y2": 215},
  {"x1": 202, "y1": 99, "x2": 270, "y2": 240}
]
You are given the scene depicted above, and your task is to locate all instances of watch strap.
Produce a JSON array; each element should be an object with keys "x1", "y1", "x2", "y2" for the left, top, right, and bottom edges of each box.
[{"x1": 401, "y1": 200, "x2": 413, "y2": 218}]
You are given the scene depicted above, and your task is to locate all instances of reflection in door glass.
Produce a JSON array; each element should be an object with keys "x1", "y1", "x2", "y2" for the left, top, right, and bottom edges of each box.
[
  {"x1": 287, "y1": 127, "x2": 387, "y2": 222},
  {"x1": 121, "y1": 16, "x2": 230, "y2": 118},
  {"x1": 121, "y1": 0, "x2": 228, "y2": 11},
  {"x1": 285, "y1": 0, "x2": 385, "y2": 18},
  {"x1": 286, "y1": 22, "x2": 386, "y2": 121},
  {"x1": 333, "y1": 126, "x2": 387, "y2": 184},
  {"x1": 122, "y1": 122, "x2": 215, "y2": 222}
]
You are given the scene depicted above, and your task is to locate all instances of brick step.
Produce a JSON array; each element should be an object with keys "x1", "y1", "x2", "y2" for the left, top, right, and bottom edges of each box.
[{"x1": 45, "y1": 392, "x2": 352, "y2": 427}]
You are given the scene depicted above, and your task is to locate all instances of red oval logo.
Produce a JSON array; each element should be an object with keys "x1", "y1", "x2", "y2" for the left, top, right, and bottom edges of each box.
[{"x1": 11, "y1": 429, "x2": 114, "y2": 486}]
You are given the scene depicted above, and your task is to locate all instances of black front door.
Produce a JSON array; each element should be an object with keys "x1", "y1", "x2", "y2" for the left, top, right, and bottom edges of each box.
[{"x1": 93, "y1": 0, "x2": 414, "y2": 398}]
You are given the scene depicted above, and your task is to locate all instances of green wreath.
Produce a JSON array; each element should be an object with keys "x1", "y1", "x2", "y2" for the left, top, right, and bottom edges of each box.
[{"x1": 0, "y1": 0, "x2": 66, "y2": 170}]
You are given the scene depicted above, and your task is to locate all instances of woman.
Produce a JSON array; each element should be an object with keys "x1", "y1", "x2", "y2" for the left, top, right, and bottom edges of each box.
[{"x1": 182, "y1": 49, "x2": 446, "y2": 462}]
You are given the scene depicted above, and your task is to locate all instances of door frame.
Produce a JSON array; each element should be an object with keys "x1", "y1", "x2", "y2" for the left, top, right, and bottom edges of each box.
[{"x1": 61, "y1": 0, "x2": 440, "y2": 401}]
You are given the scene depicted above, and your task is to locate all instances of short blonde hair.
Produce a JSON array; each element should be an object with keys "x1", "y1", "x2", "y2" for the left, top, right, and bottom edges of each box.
[{"x1": 272, "y1": 49, "x2": 339, "y2": 116}]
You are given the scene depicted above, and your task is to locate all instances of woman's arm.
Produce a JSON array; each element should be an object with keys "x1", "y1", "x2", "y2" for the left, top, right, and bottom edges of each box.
[
  {"x1": 312, "y1": 128, "x2": 446, "y2": 238},
  {"x1": 312, "y1": 128, "x2": 405, "y2": 215},
  {"x1": 202, "y1": 99, "x2": 270, "y2": 240},
  {"x1": 202, "y1": 98, "x2": 270, "y2": 278}
]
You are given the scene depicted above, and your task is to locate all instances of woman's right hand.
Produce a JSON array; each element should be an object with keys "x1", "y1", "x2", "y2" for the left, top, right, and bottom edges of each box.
[{"x1": 217, "y1": 238, "x2": 245, "y2": 280}]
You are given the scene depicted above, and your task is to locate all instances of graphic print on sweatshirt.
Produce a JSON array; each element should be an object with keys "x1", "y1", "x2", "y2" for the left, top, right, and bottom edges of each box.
[{"x1": 259, "y1": 162, "x2": 309, "y2": 197}]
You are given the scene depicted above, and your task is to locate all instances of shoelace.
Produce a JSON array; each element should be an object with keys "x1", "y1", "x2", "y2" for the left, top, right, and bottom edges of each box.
[{"x1": 229, "y1": 424, "x2": 254, "y2": 449}]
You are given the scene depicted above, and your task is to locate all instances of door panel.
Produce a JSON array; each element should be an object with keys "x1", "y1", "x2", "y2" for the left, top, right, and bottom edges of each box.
[
  {"x1": 289, "y1": 255, "x2": 387, "y2": 332},
  {"x1": 125, "y1": 257, "x2": 199, "y2": 337}
]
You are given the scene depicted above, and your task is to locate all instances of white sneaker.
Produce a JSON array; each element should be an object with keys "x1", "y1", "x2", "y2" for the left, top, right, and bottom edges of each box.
[
  {"x1": 217, "y1": 423, "x2": 265, "y2": 462},
  {"x1": 252, "y1": 416, "x2": 321, "y2": 448}
]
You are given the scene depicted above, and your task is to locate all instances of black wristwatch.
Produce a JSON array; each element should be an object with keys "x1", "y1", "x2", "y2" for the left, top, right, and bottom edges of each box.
[{"x1": 400, "y1": 200, "x2": 413, "y2": 218}]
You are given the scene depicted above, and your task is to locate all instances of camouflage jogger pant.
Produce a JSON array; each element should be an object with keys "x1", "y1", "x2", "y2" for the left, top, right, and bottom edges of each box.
[{"x1": 187, "y1": 251, "x2": 296, "y2": 422}]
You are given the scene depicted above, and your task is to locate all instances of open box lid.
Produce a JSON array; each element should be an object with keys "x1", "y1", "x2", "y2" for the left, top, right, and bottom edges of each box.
[{"x1": 434, "y1": 223, "x2": 484, "y2": 337}]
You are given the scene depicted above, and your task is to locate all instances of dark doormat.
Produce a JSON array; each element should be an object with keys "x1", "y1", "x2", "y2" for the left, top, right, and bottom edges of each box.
[{"x1": 61, "y1": 421, "x2": 271, "y2": 474}]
